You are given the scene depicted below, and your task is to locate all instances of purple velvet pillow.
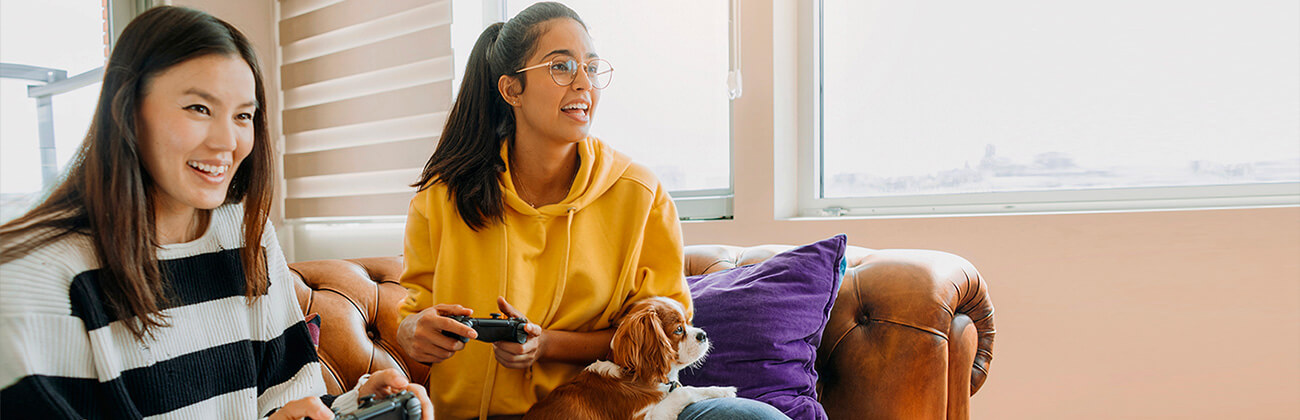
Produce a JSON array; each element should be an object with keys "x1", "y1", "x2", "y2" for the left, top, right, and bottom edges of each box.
[{"x1": 679, "y1": 235, "x2": 847, "y2": 420}]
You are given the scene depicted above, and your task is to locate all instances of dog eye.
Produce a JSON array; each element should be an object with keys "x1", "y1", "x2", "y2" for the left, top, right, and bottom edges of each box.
[{"x1": 674, "y1": 326, "x2": 684, "y2": 335}]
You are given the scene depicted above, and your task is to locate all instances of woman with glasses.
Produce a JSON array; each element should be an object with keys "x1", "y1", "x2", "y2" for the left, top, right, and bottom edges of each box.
[{"x1": 394, "y1": 2, "x2": 787, "y2": 419}]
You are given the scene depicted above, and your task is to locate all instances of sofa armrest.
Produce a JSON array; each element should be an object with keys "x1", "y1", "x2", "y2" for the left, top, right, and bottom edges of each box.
[
  {"x1": 684, "y1": 245, "x2": 995, "y2": 419},
  {"x1": 288, "y1": 256, "x2": 427, "y2": 394},
  {"x1": 817, "y1": 249, "x2": 995, "y2": 419}
]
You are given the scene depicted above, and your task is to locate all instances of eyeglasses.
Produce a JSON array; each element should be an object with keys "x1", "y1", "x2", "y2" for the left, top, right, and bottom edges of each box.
[{"x1": 515, "y1": 57, "x2": 613, "y2": 89}]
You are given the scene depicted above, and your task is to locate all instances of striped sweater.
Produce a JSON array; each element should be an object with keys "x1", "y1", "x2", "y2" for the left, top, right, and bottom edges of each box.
[{"x1": 0, "y1": 204, "x2": 340, "y2": 418}]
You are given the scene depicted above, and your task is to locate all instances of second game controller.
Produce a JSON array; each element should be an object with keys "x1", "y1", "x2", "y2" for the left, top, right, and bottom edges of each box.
[
  {"x1": 334, "y1": 390, "x2": 421, "y2": 420},
  {"x1": 441, "y1": 313, "x2": 529, "y2": 344}
]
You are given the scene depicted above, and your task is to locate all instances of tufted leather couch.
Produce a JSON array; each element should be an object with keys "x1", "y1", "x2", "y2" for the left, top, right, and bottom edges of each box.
[{"x1": 288, "y1": 245, "x2": 995, "y2": 420}]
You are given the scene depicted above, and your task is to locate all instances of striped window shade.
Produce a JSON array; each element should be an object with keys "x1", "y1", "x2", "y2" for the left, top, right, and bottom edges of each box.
[{"x1": 278, "y1": 0, "x2": 452, "y2": 219}]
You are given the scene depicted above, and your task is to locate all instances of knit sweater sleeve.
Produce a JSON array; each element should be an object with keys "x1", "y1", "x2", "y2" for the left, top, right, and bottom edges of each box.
[
  {"x1": 251, "y1": 219, "x2": 369, "y2": 418},
  {"x1": 253, "y1": 220, "x2": 333, "y2": 417},
  {"x1": 0, "y1": 235, "x2": 102, "y2": 418}
]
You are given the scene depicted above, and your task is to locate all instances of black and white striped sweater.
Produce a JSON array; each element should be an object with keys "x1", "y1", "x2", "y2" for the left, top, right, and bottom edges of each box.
[{"x1": 0, "y1": 204, "x2": 342, "y2": 418}]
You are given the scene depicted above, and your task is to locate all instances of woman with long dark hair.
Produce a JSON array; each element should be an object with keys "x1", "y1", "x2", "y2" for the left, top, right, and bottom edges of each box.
[
  {"x1": 0, "y1": 6, "x2": 431, "y2": 419},
  {"x1": 394, "y1": 3, "x2": 788, "y2": 419}
]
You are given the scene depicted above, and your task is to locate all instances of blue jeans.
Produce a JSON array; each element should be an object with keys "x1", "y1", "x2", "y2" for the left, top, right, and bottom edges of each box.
[{"x1": 679, "y1": 397, "x2": 791, "y2": 420}]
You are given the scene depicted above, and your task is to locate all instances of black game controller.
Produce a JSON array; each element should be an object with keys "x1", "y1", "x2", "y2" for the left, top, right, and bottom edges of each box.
[
  {"x1": 333, "y1": 390, "x2": 421, "y2": 420},
  {"x1": 441, "y1": 313, "x2": 529, "y2": 344}
]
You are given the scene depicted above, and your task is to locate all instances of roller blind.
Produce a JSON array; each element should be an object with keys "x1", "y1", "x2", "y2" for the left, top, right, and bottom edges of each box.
[{"x1": 278, "y1": 0, "x2": 452, "y2": 218}]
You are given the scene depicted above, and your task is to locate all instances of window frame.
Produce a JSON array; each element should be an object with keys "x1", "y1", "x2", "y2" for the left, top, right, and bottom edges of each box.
[
  {"x1": 796, "y1": 0, "x2": 1300, "y2": 218},
  {"x1": 0, "y1": 0, "x2": 145, "y2": 197},
  {"x1": 109, "y1": 1, "x2": 153, "y2": 48}
]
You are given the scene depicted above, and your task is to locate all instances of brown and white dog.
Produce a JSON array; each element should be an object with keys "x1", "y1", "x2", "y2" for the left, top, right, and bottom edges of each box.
[{"x1": 524, "y1": 297, "x2": 736, "y2": 420}]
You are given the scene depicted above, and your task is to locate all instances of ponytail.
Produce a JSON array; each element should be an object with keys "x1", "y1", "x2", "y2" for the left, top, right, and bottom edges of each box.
[
  {"x1": 412, "y1": 23, "x2": 511, "y2": 230},
  {"x1": 412, "y1": 2, "x2": 585, "y2": 231}
]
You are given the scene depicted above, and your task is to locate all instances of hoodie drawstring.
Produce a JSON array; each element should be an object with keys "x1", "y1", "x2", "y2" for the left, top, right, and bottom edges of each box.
[
  {"x1": 477, "y1": 223, "x2": 512, "y2": 420},
  {"x1": 540, "y1": 207, "x2": 576, "y2": 326}
]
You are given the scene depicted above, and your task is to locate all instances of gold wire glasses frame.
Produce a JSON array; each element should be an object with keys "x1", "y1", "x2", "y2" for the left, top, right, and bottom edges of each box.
[{"x1": 515, "y1": 57, "x2": 614, "y2": 89}]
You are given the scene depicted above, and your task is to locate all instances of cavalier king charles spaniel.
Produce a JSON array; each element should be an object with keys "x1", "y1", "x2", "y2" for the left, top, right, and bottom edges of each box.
[{"x1": 524, "y1": 297, "x2": 736, "y2": 420}]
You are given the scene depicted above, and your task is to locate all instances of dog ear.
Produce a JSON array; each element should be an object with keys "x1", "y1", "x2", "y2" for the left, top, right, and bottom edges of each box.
[
  {"x1": 612, "y1": 306, "x2": 674, "y2": 384},
  {"x1": 610, "y1": 308, "x2": 642, "y2": 374},
  {"x1": 611, "y1": 306, "x2": 653, "y2": 375}
]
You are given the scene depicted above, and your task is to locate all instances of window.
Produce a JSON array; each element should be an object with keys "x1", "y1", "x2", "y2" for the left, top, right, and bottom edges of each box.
[
  {"x1": 455, "y1": 0, "x2": 736, "y2": 219},
  {"x1": 279, "y1": 0, "x2": 460, "y2": 260},
  {"x1": 0, "y1": 0, "x2": 142, "y2": 224},
  {"x1": 806, "y1": 0, "x2": 1300, "y2": 216}
]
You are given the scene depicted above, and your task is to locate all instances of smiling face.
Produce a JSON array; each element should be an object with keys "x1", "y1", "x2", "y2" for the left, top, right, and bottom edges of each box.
[
  {"x1": 136, "y1": 53, "x2": 257, "y2": 217},
  {"x1": 502, "y1": 18, "x2": 601, "y2": 144}
]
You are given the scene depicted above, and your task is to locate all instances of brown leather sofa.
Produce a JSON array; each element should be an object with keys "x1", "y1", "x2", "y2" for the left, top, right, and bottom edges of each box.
[{"x1": 289, "y1": 244, "x2": 995, "y2": 419}]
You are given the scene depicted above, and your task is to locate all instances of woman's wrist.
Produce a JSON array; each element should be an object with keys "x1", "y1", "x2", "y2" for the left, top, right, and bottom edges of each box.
[
  {"x1": 329, "y1": 373, "x2": 369, "y2": 413},
  {"x1": 536, "y1": 328, "x2": 614, "y2": 365},
  {"x1": 396, "y1": 313, "x2": 419, "y2": 354},
  {"x1": 354, "y1": 373, "x2": 373, "y2": 393},
  {"x1": 534, "y1": 328, "x2": 552, "y2": 362}
]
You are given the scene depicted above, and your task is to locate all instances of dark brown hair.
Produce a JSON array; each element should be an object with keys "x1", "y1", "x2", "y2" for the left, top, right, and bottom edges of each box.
[
  {"x1": 412, "y1": 2, "x2": 585, "y2": 230},
  {"x1": 0, "y1": 6, "x2": 274, "y2": 340}
]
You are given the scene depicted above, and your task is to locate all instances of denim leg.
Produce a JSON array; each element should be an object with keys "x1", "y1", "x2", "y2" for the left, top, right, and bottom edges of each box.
[{"x1": 677, "y1": 397, "x2": 791, "y2": 420}]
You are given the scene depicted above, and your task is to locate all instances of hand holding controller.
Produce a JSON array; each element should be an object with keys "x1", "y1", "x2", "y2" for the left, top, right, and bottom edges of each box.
[
  {"x1": 334, "y1": 390, "x2": 421, "y2": 420},
  {"x1": 441, "y1": 313, "x2": 529, "y2": 344}
]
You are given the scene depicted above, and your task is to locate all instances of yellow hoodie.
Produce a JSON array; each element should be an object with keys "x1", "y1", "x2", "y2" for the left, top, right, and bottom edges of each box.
[{"x1": 398, "y1": 137, "x2": 691, "y2": 420}]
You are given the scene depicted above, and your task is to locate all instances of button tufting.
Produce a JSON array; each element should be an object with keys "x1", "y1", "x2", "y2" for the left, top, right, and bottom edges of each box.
[{"x1": 856, "y1": 310, "x2": 870, "y2": 325}]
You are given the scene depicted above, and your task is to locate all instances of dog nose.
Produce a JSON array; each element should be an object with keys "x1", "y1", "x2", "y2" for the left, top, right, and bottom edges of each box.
[{"x1": 696, "y1": 331, "x2": 707, "y2": 342}]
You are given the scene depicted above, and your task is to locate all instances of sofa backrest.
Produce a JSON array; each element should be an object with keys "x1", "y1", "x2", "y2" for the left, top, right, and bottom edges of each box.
[{"x1": 289, "y1": 244, "x2": 995, "y2": 419}]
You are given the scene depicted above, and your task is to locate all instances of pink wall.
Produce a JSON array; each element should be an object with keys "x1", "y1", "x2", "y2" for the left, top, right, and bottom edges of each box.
[
  {"x1": 683, "y1": 208, "x2": 1300, "y2": 419},
  {"x1": 687, "y1": 2, "x2": 1300, "y2": 417}
]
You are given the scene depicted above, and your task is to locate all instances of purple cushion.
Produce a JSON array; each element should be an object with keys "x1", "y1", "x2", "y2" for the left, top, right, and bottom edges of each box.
[
  {"x1": 304, "y1": 313, "x2": 321, "y2": 348},
  {"x1": 679, "y1": 235, "x2": 847, "y2": 420}
]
